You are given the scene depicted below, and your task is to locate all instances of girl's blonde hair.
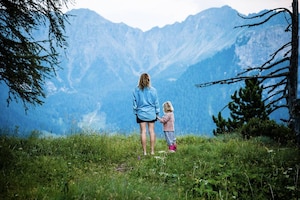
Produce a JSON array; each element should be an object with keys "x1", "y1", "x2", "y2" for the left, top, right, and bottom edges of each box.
[
  {"x1": 163, "y1": 101, "x2": 174, "y2": 113},
  {"x1": 138, "y1": 73, "x2": 151, "y2": 90}
]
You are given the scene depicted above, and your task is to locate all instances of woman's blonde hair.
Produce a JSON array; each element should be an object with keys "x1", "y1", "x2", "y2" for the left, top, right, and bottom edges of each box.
[
  {"x1": 138, "y1": 73, "x2": 151, "y2": 90},
  {"x1": 163, "y1": 101, "x2": 174, "y2": 113}
]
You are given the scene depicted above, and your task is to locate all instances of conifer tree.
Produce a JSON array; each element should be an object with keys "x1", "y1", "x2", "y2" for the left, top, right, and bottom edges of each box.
[
  {"x1": 0, "y1": 0, "x2": 72, "y2": 110},
  {"x1": 213, "y1": 78, "x2": 271, "y2": 135},
  {"x1": 229, "y1": 78, "x2": 270, "y2": 124},
  {"x1": 212, "y1": 112, "x2": 235, "y2": 135}
]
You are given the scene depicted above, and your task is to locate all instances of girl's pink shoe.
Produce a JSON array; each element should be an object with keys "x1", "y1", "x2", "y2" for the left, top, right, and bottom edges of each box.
[{"x1": 169, "y1": 145, "x2": 176, "y2": 152}]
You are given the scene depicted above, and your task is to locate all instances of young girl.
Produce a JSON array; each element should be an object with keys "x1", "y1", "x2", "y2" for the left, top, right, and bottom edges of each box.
[{"x1": 157, "y1": 101, "x2": 176, "y2": 152}]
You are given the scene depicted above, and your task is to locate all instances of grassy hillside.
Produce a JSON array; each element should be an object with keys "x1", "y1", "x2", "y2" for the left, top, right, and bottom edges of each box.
[{"x1": 0, "y1": 132, "x2": 299, "y2": 199}]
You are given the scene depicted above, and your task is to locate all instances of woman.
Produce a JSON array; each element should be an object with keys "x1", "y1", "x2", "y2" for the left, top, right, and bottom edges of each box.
[{"x1": 133, "y1": 73, "x2": 160, "y2": 155}]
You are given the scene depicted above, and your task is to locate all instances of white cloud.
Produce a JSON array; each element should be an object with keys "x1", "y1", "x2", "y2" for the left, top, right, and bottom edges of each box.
[{"x1": 65, "y1": 0, "x2": 292, "y2": 31}]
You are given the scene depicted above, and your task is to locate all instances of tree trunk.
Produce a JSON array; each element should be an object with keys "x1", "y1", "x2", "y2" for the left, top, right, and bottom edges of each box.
[{"x1": 290, "y1": 0, "x2": 299, "y2": 142}]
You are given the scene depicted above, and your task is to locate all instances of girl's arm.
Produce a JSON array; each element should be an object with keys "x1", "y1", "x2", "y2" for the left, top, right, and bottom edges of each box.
[{"x1": 158, "y1": 114, "x2": 170, "y2": 123}]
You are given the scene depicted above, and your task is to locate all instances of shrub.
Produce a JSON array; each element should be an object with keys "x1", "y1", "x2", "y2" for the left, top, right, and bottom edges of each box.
[{"x1": 240, "y1": 118, "x2": 294, "y2": 144}]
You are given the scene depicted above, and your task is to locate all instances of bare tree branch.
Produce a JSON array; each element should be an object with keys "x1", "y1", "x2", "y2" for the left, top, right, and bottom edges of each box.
[
  {"x1": 234, "y1": 8, "x2": 292, "y2": 29},
  {"x1": 237, "y1": 57, "x2": 290, "y2": 76}
]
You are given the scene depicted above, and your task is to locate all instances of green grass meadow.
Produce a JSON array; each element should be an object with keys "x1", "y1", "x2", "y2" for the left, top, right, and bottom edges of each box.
[{"x1": 0, "y1": 132, "x2": 299, "y2": 199}]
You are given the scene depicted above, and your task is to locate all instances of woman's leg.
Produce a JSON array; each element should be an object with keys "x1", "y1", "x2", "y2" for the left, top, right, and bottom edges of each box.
[
  {"x1": 148, "y1": 122, "x2": 156, "y2": 155},
  {"x1": 139, "y1": 122, "x2": 147, "y2": 155}
]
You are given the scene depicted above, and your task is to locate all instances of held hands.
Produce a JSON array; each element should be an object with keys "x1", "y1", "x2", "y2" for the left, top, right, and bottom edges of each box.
[{"x1": 156, "y1": 115, "x2": 161, "y2": 122}]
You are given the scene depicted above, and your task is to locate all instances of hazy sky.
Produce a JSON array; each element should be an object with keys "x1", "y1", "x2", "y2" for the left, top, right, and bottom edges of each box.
[{"x1": 65, "y1": 0, "x2": 292, "y2": 31}]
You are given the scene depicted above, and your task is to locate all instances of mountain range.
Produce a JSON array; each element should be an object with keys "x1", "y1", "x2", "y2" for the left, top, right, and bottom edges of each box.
[{"x1": 0, "y1": 6, "x2": 293, "y2": 137}]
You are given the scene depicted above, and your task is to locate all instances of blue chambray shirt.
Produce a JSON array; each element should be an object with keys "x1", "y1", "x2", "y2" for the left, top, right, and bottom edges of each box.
[{"x1": 133, "y1": 86, "x2": 160, "y2": 121}]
